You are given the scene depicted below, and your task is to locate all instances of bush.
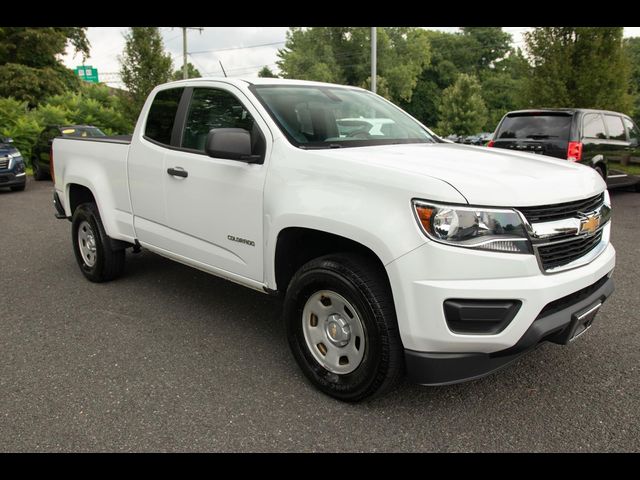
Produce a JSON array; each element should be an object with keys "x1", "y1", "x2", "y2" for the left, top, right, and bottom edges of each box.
[{"x1": 0, "y1": 83, "x2": 134, "y2": 166}]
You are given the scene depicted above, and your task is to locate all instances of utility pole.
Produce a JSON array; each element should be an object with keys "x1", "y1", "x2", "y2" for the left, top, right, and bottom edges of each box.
[
  {"x1": 181, "y1": 27, "x2": 204, "y2": 80},
  {"x1": 371, "y1": 27, "x2": 377, "y2": 94}
]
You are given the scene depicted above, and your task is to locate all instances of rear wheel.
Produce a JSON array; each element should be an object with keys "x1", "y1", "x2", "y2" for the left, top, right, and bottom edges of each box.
[
  {"x1": 71, "y1": 202, "x2": 125, "y2": 282},
  {"x1": 33, "y1": 159, "x2": 47, "y2": 181},
  {"x1": 283, "y1": 253, "x2": 404, "y2": 402}
]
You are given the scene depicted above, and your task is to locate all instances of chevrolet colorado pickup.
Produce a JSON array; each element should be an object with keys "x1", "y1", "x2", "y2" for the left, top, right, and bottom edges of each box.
[{"x1": 52, "y1": 78, "x2": 616, "y2": 401}]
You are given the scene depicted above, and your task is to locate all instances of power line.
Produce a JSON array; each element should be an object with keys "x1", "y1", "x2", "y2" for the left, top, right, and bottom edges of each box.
[{"x1": 190, "y1": 41, "x2": 286, "y2": 55}]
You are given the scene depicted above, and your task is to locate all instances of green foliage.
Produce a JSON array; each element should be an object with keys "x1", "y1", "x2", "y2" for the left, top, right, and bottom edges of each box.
[
  {"x1": 0, "y1": 84, "x2": 132, "y2": 165},
  {"x1": 0, "y1": 97, "x2": 42, "y2": 161},
  {"x1": 437, "y1": 74, "x2": 487, "y2": 136},
  {"x1": 277, "y1": 27, "x2": 430, "y2": 103},
  {"x1": 258, "y1": 65, "x2": 278, "y2": 78},
  {"x1": 401, "y1": 28, "x2": 526, "y2": 132},
  {"x1": 119, "y1": 27, "x2": 174, "y2": 124},
  {"x1": 460, "y1": 27, "x2": 513, "y2": 70},
  {"x1": 0, "y1": 27, "x2": 89, "y2": 107},
  {"x1": 172, "y1": 62, "x2": 202, "y2": 81},
  {"x1": 524, "y1": 27, "x2": 633, "y2": 113},
  {"x1": 625, "y1": 37, "x2": 640, "y2": 124}
]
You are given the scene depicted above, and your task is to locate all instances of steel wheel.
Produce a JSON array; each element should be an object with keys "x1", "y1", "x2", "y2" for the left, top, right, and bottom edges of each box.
[
  {"x1": 301, "y1": 290, "x2": 366, "y2": 375},
  {"x1": 77, "y1": 220, "x2": 97, "y2": 267}
]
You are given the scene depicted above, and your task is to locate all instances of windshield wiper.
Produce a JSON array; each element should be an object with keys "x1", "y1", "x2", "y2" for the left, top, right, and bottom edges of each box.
[
  {"x1": 300, "y1": 144, "x2": 343, "y2": 150},
  {"x1": 527, "y1": 134, "x2": 557, "y2": 139}
]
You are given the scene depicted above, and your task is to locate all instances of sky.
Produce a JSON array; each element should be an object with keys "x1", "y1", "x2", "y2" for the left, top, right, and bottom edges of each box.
[{"x1": 61, "y1": 27, "x2": 640, "y2": 89}]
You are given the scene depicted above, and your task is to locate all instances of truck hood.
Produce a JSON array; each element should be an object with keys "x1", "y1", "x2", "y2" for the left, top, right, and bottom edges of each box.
[{"x1": 319, "y1": 143, "x2": 604, "y2": 206}]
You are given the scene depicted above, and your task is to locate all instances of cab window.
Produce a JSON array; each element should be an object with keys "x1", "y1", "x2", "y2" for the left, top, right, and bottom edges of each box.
[
  {"x1": 181, "y1": 88, "x2": 262, "y2": 154},
  {"x1": 145, "y1": 88, "x2": 185, "y2": 145}
]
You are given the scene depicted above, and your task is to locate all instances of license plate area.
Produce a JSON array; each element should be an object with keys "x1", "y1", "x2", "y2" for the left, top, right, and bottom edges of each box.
[{"x1": 567, "y1": 301, "x2": 601, "y2": 343}]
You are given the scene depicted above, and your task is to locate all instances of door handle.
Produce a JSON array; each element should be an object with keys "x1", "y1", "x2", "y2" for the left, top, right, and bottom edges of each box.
[{"x1": 167, "y1": 167, "x2": 188, "y2": 178}]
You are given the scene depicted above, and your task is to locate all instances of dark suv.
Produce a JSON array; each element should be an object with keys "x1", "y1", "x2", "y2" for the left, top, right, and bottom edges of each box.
[
  {"x1": 32, "y1": 125, "x2": 105, "y2": 180},
  {"x1": 0, "y1": 135, "x2": 27, "y2": 191},
  {"x1": 489, "y1": 109, "x2": 640, "y2": 190}
]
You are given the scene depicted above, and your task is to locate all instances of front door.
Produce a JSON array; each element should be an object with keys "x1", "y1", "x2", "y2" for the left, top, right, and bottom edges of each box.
[{"x1": 161, "y1": 84, "x2": 271, "y2": 282}]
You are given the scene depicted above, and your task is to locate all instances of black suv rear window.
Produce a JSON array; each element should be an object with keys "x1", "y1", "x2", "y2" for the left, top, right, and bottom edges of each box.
[{"x1": 496, "y1": 114, "x2": 572, "y2": 140}]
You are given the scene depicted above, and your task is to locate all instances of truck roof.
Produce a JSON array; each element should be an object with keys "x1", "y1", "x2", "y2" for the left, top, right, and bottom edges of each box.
[
  {"x1": 505, "y1": 108, "x2": 628, "y2": 117},
  {"x1": 161, "y1": 76, "x2": 365, "y2": 90}
]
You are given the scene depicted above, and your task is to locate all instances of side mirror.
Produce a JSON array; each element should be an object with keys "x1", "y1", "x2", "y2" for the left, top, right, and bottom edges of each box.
[
  {"x1": 205, "y1": 128, "x2": 262, "y2": 164},
  {"x1": 2, "y1": 137, "x2": 13, "y2": 144}
]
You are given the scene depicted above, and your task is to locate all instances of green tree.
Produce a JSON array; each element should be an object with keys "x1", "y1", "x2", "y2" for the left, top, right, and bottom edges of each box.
[
  {"x1": 624, "y1": 37, "x2": 640, "y2": 124},
  {"x1": 119, "y1": 27, "x2": 173, "y2": 123},
  {"x1": 0, "y1": 84, "x2": 133, "y2": 165},
  {"x1": 258, "y1": 65, "x2": 278, "y2": 78},
  {"x1": 437, "y1": 74, "x2": 487, "y2": 135},
  {"x1": 0, "y1": 27, "x2": 89, "y2": 107},
  {"x1": 525, "y1": 27, "x2": 633, "y2": 113},
  {"x1": 401, "y1": 28, "x2": 527, "y2": 131},
  {"x1": 478, "y1": 48, "x2": 531, "y2": 129},
  {"x1": 277, "y1": 27, "x2": 430, "y2": 103},
  {"x1": 461, "y1": 27, "x2": 512, "y2": 71},
  {"x1": 172, "y1": 62, "x2": 201, "y2": 81}
]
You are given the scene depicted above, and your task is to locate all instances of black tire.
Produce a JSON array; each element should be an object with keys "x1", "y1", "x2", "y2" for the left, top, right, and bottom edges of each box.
[
  {"x1": 10, "y1": 185, "x2": 25, "y2": 192},
  {"x1": 594, "y1": 164, "x2": 606, "y2": 180},
  {"x1": 71, "y1": 202, "x2": 125, "y2": 282},
  {"x1": 283, "y1": 253, "x2": 404, "y2": 402},
  {"x1": 33, "y1": 159, "x2": 46, "y2": 181}
]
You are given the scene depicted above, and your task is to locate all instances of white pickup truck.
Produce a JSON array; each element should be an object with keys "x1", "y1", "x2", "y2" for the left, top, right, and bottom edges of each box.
[{"x1": 53, "y1": 78, "x2": 615, "y2": 401}]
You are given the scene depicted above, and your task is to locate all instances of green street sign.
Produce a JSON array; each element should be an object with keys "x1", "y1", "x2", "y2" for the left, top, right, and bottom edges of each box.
[{"x1": 74, "y1": 65, "x2": 99, "y2": 83}]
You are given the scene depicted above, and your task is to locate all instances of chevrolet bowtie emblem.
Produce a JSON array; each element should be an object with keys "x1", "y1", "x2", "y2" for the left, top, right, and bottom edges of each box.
[{"x1": 580, "y1": 214, "x2": 601, "y2": 235}]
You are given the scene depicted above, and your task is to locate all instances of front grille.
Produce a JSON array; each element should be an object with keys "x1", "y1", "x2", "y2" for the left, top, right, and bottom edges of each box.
[
  {"x1": 0, "y1": 156, "x2": 9, "y2": 169},
  {"x1": 537, "y1": 230, "x2": 603, "y2": 271},
  {"x1": 537, "y1": 274, "x2": 610, "y2": 320},
  {"x1": 517, "y1": 193, "x2": 604, "y2": 223}
]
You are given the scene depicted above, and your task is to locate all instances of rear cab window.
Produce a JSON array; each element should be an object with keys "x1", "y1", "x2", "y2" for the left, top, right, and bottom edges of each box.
[
  {"x1": 495, "y1": 113, "x2": 572, "y2": 140},
  {"x1": 144, "y1": 87, "x2": 185, "y2": 145}
]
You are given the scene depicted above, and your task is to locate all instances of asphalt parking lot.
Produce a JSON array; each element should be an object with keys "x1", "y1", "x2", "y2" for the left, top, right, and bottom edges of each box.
[{"x1": 1, "y1": 177, "x2": 639, "y2": 452}]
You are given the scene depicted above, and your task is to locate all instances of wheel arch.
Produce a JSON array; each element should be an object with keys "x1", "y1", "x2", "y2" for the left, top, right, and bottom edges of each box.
[{"x1": 271, "y1": 226, "x2": 392, "y2": 296}]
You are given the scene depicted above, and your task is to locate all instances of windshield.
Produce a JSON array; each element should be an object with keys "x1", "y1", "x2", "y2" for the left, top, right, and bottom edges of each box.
[
  {"x1": 61, "y1": 127, "x2": 106, "y2": 138},
  {"x1": 496, "y1": 114, "x2": 572, "y2": 140},
  {"x1": 252, "y1": 85, "x2": 436, "y2": 148}
]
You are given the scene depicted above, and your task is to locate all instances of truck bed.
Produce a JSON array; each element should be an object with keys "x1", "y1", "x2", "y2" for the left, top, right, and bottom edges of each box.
[
  {"x1": 59, "y1": 134, "x2": 132, "y2": 145},
  {"x1": 53, "y1": 135, "x2": 135, "y2": 242}
]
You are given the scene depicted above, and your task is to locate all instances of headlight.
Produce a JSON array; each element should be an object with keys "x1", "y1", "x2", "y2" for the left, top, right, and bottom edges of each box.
[
  {"x1": 7, "y1": 152, "x2": 23, "y2": 170},
  {"x1": 412, "y1": 200, "x2": 531, "y2": 254}
]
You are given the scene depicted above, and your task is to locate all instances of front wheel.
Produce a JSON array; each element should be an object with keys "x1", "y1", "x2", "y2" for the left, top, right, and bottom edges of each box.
[
  {"x1": 71, "y1": 202, "x2": 125, "y2": 282},
  {"x1": 283, "y1": 254, "x2": 404, "y2": 402}
]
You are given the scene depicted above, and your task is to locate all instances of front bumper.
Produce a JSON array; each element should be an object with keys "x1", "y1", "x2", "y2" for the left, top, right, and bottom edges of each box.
[
  {"x1": 385, "y1": 225, "x2": 616, "y2": 384},
  {"x1": 0, "y1": 171, "x2": 26, "y2": 187},
  {"x1": 405, "y1": 274, "x2": 614, "y2": 385}
]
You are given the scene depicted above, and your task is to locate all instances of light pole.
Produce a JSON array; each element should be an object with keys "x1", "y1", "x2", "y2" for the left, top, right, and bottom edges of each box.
[{"x1": 371, "y1": 27, "x2": 377, "y2": 94}]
